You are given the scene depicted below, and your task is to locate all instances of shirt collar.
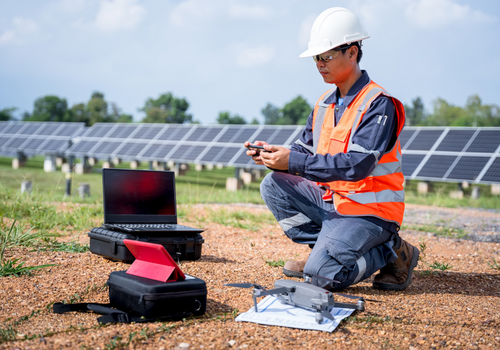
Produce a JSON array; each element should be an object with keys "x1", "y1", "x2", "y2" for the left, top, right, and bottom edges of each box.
[{"x1": 324, "y1": 70, "x2": 370, "y2": 106}]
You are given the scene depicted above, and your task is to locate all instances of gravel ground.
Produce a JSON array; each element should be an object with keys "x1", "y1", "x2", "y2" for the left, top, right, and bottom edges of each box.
[{"x1": 1, "y1": 204, "x2": 500, "y2": 349}]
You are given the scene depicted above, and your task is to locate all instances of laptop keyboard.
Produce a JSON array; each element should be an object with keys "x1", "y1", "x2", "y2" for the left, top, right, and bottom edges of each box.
[{"x1": 113, "y1": 224, "x2": 191, "y2": 229}]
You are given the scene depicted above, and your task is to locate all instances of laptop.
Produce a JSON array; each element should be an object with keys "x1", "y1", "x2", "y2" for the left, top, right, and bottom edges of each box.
[{"x1": 102, "y1": 168, "x2": 203, "y2": 234}]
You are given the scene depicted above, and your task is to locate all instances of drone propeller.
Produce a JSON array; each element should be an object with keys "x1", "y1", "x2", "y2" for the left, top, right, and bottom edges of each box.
[{"x1": 225, "y1": 283, "x2": 266, "y2": 290}]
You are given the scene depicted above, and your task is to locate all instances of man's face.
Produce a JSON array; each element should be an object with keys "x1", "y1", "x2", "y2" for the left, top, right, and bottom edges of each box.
[{"x1": 315, "y1": 47, "x2": 356, "y2": 84}]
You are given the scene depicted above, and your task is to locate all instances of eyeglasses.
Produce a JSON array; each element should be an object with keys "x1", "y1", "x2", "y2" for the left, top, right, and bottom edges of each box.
[{"x1": 312, "y1": 45, "x2": 352, "y2": 63}]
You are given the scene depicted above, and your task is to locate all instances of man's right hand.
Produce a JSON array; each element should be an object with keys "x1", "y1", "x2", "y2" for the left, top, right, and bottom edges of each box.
[{"x1": 244, "y1": 141, "x2": 269, "y2": 165}]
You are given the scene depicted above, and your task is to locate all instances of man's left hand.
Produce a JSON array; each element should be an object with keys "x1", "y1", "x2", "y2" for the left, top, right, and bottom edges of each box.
[{"x1": 260, "y1": 144, "x2": 290, "y2": 171}]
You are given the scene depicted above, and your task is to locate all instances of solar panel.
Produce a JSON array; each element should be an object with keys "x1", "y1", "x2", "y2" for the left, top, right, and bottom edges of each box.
[
  {"x1": 252, "y1": 128, "x2": 276, "y2": 143},
  {"x1": 183, "y1": 145, "x2": 206, "y2": 161},
  {"x1": 402, "y1": 154, "x2": 426, "y2": 177},
  {"x1": 405, "y1": 129, "x2": 444, "y2": 151},
  {"x1": 0, "y1": 121, "x2": 84, "y2": 156},
  {"x1": 416, "y1": 155, "x2": 457, "y2": 179},
  {"x1": 481, "y1": 157, "x2": 500, "y2": 183},
  {"x1": 186, "y1": 127, "x2": 208, "y2": 141},
  {"x1": 217, "y1": 147, "x2": 241, "y2": 163},
  {"x1": 446, "y1": 156, "x2": 490, "y2": 181},
  {"x1": 465, "y1": 130, "x2": 500, "y2": 153},
  {"x1": 268, "y1": 127, "x2": 297, "y2": 145},
  {"x1": 58, "y1": 123, "x2": 500, "y2": 184},
  {"x1": 200, "y1": 127, "x2": 224, "y2": 142},
  {"x1": 398, "y1": 129, "x2": 416, "y2": 149},
  {"x1": 436, "y1": 129, "x2": 476, "y2": 152},
  {"x1": 231, "y1": 127, "x2": 258, "y2": 143}
]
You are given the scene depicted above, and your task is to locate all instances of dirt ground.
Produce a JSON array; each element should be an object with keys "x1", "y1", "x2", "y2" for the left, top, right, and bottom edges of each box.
[{"x1": 1, "y1": 203, "x2": 500, "y2": 349}]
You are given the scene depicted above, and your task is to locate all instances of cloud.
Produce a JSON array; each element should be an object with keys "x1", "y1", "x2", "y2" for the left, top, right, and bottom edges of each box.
[
  {"x1": 0, "y1": 17, "x2": 38, "y2": 45},
  {"x1": 228, "y1": 4, "x2": 272, "y2": 20},
  {"x1": 169, "y1": 0, "x2": 216, "y2": 27},
  {"x1": 59, "y1": 0, "x2": 88, "y2": 14},
  {"x1": 236, "y1": 46, "x2": 274, "y2": 67},
  {"x1": 405, "y1": 0, "x2": 496, "y2": 29},
  {"x1": 94, "y1": 0, "x2": 147, "y2": 32},
  {"x1": 298, "y1": 15, "x2": 315, "y2": 48}
]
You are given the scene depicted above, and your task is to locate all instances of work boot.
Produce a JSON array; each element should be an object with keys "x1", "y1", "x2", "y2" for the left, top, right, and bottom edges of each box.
[
  {"x1": 282, "y1": 260, "x2": 306, "y2": 278},
  {"x1": 372, "y1": 236, "x2": 420, "y2": 291}
]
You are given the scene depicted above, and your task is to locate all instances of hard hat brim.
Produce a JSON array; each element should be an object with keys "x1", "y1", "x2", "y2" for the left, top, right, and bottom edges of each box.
[{"x1": 299, "y1": 36, "x2": 370, "y2": 58}]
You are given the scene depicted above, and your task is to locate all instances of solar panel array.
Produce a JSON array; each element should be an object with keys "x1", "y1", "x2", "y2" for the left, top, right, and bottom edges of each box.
[
  {"x1": 67, "y1": 123, "x2": 303, "y2": 169},
  {"x1": 401, "y1": 127, "x2": 500, "y2": 184},
  {"x1": 0, "y1": 121, "x2": 85, "y2": 156},
  {"x1": 1, "y1": 121, "x2": 499, "y2": 185}
]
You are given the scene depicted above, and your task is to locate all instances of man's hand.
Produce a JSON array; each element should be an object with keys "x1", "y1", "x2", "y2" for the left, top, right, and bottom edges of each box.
[
  {"x1": 244, "y1": 141, "x2": 268, "y2": 165},
  {"x1": 260, "y1": 144, "x2": 290, "y2": 171}
]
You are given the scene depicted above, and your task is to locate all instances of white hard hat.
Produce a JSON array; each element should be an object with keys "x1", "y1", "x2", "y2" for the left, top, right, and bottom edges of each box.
[{"x1": 300, "y1": 7, "x2": 370, "y2": 58}]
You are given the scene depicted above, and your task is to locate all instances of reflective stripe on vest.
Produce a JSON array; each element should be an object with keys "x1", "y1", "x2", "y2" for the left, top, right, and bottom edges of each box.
[{"x1": 311, "y1": 81, "x2": 406, "y2": 226}]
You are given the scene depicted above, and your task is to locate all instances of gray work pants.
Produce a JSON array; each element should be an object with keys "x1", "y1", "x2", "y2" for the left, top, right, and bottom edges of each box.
[{"x1": 260, "y1": 172, "x2": 397, "y2": 290}]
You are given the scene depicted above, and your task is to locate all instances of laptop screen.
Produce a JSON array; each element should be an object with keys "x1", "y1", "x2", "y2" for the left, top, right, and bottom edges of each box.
[{"x1": 103, "y1": 169, "x2": 177, "y2": 224}]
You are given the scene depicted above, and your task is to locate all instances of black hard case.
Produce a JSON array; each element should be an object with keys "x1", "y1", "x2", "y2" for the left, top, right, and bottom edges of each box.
[
  {"x1": 88, "y1": 227, "x2": 204, "y2": 262},
  {"x1": 106, "y1": 271, "x2": 207, "y2": 318}
]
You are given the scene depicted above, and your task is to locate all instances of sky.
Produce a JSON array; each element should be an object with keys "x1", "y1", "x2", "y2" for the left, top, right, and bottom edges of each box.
[{"x1": 0, "y1": 0, "x2": 499, "y2": 124}]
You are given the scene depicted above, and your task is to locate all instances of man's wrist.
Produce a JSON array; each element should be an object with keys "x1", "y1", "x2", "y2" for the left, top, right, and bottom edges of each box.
[{"x1": 288, "y1": 151, "x2": 307, "y2": 176}]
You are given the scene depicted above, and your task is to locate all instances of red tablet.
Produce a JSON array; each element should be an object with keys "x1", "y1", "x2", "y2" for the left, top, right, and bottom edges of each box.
[{"x1": 123, "y1": 240, "x2": 186, "y2": 282}]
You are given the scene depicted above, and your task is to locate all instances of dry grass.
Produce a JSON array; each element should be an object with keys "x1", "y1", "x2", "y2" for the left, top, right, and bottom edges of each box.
[{"x1": 0, "y1": 204, "x2": 499, "y2": 349}]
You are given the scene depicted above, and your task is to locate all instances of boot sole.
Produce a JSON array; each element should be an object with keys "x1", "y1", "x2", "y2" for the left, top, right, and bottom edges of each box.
[
  {"x1": 282, "y1": 268, "x2": 303, "y2": 278},
  {"x1": 373, "y1": 246, "x2": 420, "y2": 291}
]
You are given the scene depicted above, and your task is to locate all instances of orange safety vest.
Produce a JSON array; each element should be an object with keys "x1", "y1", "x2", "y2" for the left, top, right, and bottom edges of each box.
[{"x1": 311, "y1": 81, "x2": 406, "y2": 226}]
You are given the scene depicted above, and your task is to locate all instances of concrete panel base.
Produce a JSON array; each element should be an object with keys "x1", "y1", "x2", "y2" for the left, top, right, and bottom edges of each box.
[
  {"x1": 61, "y1": 163, "x2": 70, "y2": 173},
  {"x1": 102, "y1": 162, "x2": 114, "y2": 169},
  {"x1": 44, "y1": 155, "x2": 57, "y2": 172},
  {"x1": 417, "y1": 182, "x2": 430, "y2": 195},
  {"x1": 12, "y1": 159, "x2": 26, "y2": 169},
  {"x1": 241, "y1": 171, "x2": 256, "y2": 185},
  {"x1": 206, "y1": 164, "x2": 214, "y2": 170},
  {"x1": 75, "y1": 163, "x2": 92, "y2": 174},
  {"x1": 449, "y1": 190, "x2": 464, "y2": 199},
  {"x1": 226, "y1": 177, "x2": 243, "y2": 191},
  {"x1": 130, "y1": 160, "x2": 141, "y2": 169},
  {"x1": 492, "y1": 184, "x2": 500, "y2": 195},
  {"x1": 471, "y1": 186, "x2": 480, "y2": 199}
]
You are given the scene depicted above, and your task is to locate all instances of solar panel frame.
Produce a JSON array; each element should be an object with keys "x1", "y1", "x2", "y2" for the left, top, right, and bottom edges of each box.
[
  {"x1": 60, "y1": 123, "x2": 500, "y2": 183},
  {"x1": 0, "y1": 121, "x2": 85, "y2": 156}
]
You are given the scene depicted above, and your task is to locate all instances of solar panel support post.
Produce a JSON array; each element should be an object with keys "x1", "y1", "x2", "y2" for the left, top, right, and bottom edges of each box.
[
  {"x1": 471, "y1": 186, "x2": 480, "y2": 200},
  {"x1": 76, "y1": 156, "x2": 92, "y2": 174},
  {"x1": 148, "y1": 161, "x2": 153, "y2": 170},
  {"x1": 12, "y1": 151, "x2": 27, "y2": 169},
  {"x1": 43, "y1": 154, "x2": 57, "y2": 172},
  {"x1": 65, "y1": 155, "x2": 75, "y2": 197}
]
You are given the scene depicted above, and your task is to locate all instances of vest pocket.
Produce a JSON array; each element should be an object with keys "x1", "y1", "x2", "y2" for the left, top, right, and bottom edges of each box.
[{"x1": 329, "y1": 124, "x2": 351, "y2": 154}]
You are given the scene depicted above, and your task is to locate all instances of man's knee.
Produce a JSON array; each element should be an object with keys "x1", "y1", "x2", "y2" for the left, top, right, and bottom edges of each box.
[
  {"x1": 304, "y1": 253, "x2": 353, "y2": 290},
  {"x1": 260, "y1": 172, "x2": 289, "y2": 200}
]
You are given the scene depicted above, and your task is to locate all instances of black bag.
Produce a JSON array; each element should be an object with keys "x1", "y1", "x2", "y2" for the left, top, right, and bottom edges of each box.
[
  {"x1": 88, "y1": 227, "x2": 204, "y2": 263},
  {"x1": 53, "y1": 271, "x2": 207, "y2": 324}
]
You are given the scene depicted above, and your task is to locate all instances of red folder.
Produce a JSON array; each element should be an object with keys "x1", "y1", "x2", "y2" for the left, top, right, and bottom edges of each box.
[{"x1": 123, "y1": 240, "x2": 186, "y2": 282}]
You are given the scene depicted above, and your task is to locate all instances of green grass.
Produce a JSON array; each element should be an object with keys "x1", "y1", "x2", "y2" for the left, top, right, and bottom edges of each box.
[
  {"x1": 196, "y1": 208, "x2": 276, "y2": 231},
  {"x1": 265, "y1": 259, "x2": 286, "y2": 267},
  {"x1": 0, "y1": 221, "x2": 56, "y2": 277},
  {"x1": 488, "y1": 258, "x2": 500, "y2": 270},
  {"x1": 428, "y1": 261, "x2": 453, "y2": 272},
  {"x1": 0, "y1": 156, "x2": 265, "y2": 205}
]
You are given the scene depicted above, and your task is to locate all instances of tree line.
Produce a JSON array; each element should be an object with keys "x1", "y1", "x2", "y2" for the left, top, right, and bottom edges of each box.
[
  {"x1": 1, "y1": 92, "x2": 498, "y2": 127},
  {"x1": 0, "y1": 92, "x2": 313, "y2": 126},
  {"x1": 405, "y1": 95, "x2": 500, "y2": 127}
]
